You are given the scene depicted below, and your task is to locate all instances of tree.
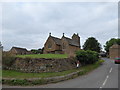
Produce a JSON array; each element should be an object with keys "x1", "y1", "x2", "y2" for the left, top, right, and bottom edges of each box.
[
  {"x1": 104, "y1": 38, "x2": 120, "y2": 53},
  {"x1": 31, "y1": 48, "x2": 44, "y2": 54},
  {"x1": 0, "y1": 41, "x2": 3, "y2": 48},
  {"x1": 83, "y1": 37, "x2": 101, "y2": 53}
]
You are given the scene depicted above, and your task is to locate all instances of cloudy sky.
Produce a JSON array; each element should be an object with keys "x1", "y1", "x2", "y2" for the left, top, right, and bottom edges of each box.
[{"x1": 1, "y1": 2, "x2": 118, "y2": 51}]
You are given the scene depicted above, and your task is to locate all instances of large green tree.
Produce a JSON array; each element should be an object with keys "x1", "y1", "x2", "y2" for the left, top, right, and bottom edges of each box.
[
  {"x1": 83, "y1": 37, "x2": 101, "y2": 53},
  {"x1": 104, "y1": 38, "x2": 120, "y2": 53}
]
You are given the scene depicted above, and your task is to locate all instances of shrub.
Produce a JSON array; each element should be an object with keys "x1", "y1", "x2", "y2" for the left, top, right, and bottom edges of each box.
[
  {"x1": 2, "y1": 79, "x2": 29, "y2": 85},
  {"x1": 2, "y1": 52, "x2": 16, "y2": 67},
  {"x1": 32, "y1": 79, "x2": 46, "y2": 85},
  {"x1": 75, "y1": 50, "x2": 87, "y2": 65},
  {"x1": 75, "y1": 50, "x2": 99, "y2": 65},
  {"x1": 86, "y1": 50, "x2": 99, "y2": 64}
]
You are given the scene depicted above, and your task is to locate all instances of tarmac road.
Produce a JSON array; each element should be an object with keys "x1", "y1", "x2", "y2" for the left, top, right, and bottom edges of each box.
[{"x1": 3, "y1": 58, "x2": 119, "y2": 88}]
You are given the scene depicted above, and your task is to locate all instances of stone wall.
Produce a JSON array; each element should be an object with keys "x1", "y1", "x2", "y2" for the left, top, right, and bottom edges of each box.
[{"x1": 6, "y1": 58, "x2": 76, "y2": 73}]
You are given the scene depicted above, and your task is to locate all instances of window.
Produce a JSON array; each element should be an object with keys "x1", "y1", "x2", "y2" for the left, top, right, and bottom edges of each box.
[
  {"x1": 63, "y1": 43, "x2": 65, "y2": 49},
  {"x1": 48, "y1": 43, "x2": 52, "y2": 49}
]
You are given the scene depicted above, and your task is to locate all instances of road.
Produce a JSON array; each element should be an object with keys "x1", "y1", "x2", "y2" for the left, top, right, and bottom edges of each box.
[{"x1": 3, "y1": 58, "x2": 119, "y2": 88}]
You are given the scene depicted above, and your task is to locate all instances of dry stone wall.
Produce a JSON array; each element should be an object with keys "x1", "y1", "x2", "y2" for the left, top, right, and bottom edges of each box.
[{"x1": 6, "y1": 58, "x2": 76, "y2": 73}]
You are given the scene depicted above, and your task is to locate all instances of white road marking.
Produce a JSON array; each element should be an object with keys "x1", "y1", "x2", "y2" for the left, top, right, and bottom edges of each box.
[
  {"x1": 109, "y1": 68, "x2": 112, "y2": 73},
  {"x1": 100, "y1": 75, "x2": 109, "y2": 89},
  {"x1": 99, "y1": 87, "x2": 102, "y2": 90},
  {"x1": 103, "y1": 75, "x2": 109, "y2": 86},
  {"x1": 100, "y1": 67, "x2": 113, "y2": 88}
]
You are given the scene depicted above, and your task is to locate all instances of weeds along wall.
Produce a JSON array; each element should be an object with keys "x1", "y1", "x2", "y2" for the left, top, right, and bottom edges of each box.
[{"x1": 3, "y1": 57, "x2": 76, "y2": 73}]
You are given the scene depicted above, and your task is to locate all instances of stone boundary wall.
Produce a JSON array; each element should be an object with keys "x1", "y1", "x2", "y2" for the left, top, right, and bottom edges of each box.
[{"x1": 5, "y1": 57, "x2": 77, "y2": 73}]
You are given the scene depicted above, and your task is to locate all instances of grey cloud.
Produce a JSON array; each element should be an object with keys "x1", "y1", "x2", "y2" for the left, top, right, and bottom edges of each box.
[{"x1": 2, "y1": 2, "x2": 118, "y2": 51}]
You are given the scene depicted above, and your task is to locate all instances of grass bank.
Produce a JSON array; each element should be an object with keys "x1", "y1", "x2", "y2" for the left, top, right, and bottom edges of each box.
[
  {"x1": 2, "y1": 59, "x2": 104, "y2": 86},
  {"x1": 16, "y1": 54, "x2": 68, "y2": 59}
]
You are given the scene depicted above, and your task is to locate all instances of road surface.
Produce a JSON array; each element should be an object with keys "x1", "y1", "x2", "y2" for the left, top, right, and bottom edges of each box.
[{"x1": 3, "y1": 58, "x2": 119, "y2": 88}]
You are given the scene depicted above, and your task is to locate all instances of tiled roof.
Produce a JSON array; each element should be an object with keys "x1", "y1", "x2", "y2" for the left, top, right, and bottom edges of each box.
[
  {"x1": 63, "y1": 37, "x2": 79, "y2": 47},
  {"x1": 110, "y1": 44, "x2": 120, "y2": 49},
  {"x1": 12, "y1": 47, "x2": 28, "y2": 52},
  {"x1": 51, "y1": 36, "x2": 61, "y2": 45},
  {"x1": 51, "y1": 36, "x2": 79, "y2": 47}
]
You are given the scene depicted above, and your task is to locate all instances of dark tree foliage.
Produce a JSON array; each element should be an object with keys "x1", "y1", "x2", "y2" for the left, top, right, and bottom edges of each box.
[
  {"x1": 104, "y1": 38, "x2": 120, "y2": 53},
  {"x1": 31, "y1": 47, "x2": 44, "y2": 54},
  {"x1": 83, "y1": 37, "x2": 101, "y2": 53},
  {"x1": 76, "y1": 50, "x2": 99, "y2": 65}
]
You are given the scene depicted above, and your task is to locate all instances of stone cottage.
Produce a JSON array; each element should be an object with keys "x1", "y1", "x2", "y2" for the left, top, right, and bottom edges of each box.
[
  {"x1": 43, "y1": 33, "x2": 81, "y2": 57},
  {"x1": 109, "y1": 44, "x2": 120, "y2": 59},
  {"x1": 9, "y1": 47, "x2": 28, "y2": 55}
]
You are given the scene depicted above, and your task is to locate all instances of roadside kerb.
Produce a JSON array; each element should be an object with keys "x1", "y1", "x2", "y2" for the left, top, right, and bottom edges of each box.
[{"x1": 2, "y1": 70, "x2": 83, "y2": 85}]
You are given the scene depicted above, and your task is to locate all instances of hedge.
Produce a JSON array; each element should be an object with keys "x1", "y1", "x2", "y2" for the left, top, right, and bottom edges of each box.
[{"x1": 75, "y1": 50, "x2": 99, "y2": 65}]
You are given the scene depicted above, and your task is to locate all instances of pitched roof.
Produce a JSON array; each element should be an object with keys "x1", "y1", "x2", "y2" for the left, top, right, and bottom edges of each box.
[
  {"x1": 12, "y1": 47, "x2": 28, "y2": 52},
  {"x1": 63, "y1": 37, "x2": 79, "y2": 47},
  {"x1": 51, "y1": 36, "x2": 61, "y2": 45},
  {"x1": 110, "y1": 44, "x2": 120, "y2": 49},
  {"x1": 50, "y1": 35, "x2": 80, "y2": 47}
]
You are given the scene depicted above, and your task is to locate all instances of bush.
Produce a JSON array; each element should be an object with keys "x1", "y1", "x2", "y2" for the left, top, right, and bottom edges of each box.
[
  {"x1": 75, "y1": 50, "x2": 99, "y2": 65},
  {"x1": 2, "y1": 79, "x2": 29, "y2": 85},
  {"x1": 32, "y1": 79, "x2": 46, "y2": 85},
  {"x1": 75, "y1": 50, "x2": 87, "y2": 65},
  {"x1": 2, "y1": 52, "x2": 16, "y2": 67}
]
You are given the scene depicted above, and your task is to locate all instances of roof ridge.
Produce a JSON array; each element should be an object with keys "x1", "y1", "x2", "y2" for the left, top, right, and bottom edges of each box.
[
  {"x1": 51, "y1": 36, "x2": 61, "y2": 40},
  {"x1": 12, "y1": 47, "x2": 27, "y2": 50},
  {"x1": 63, "y1": 36, "x2": 72, "y2": 40}
]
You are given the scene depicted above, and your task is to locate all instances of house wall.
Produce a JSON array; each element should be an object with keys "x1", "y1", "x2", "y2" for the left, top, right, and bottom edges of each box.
[
  {"x1": 72, "y1": 34, "x2": 80, "y2": 47},
  {"x1": 43, "y1": 37, "x2": 60, "y2": 54},
  {"x1": 44, "y1": 36, "x2": 81, "y2": 56},
  {"x1": 61, "y1": 38, "x2": 69, "y2": 54},
  {"x1": 9, "y1": 48, "x2": 28, "y2": 55},
  {"x1": 68, "y1": 45, "x2": 80, "y2": 57},
  {"x1": 9, "y1": 48, "x2": 17, "y2": 55},
  {"x1": 61, "y1": 38, "x2": 80, "y2": 57},
  {"x1": 109, "y1": 47, "x2": 120, "y2": 59}
]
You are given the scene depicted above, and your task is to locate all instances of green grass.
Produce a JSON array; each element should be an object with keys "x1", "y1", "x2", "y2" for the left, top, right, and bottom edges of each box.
[
  {"x1": 16, "y1": 54, "x2": 68, "y2": 59},
  {"x1": 2, "y1": 69, "x2": 80, "y2": 79},
  {"x1": 2, "y1": 59, "x2": 104, "y2": 79},
  {"x1": 2, "y1": 59, "x2": 104, "y2": 85}
]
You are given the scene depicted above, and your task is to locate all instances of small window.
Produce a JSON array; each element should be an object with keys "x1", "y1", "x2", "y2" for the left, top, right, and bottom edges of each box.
[
  {"x1": 63, "y1": 43, "x2": 65, "y2": 49},
  {"x1": 48, "y1": 43, "x2": 52, "y2": 49}
]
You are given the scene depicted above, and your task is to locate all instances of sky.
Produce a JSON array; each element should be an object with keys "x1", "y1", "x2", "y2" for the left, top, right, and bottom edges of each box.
[{"x1": 1, "y1": 2, "x2": 118, "y2": 51}]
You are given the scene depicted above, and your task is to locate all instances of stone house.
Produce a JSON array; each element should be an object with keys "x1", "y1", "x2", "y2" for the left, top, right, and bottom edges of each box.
[
  {"x1": 9, "y1": 47, "x2": 28, "y2": 55},
  {"x1": 109, "y1": 44, "x2": 120, "y2": 59},
  {"x1": 43, "y1": 33, "x2": 81, "y2": 57}
]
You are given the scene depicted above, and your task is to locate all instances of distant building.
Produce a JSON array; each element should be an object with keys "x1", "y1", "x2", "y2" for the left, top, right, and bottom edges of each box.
[
  {"x1": 99, "y1": 51, "x2": 106, "y2": 57},
  {"x1": 43, "y1": 33, "x2": 81, "y2": 57},
  {"x1": 109, "y1": 44, "x2": 120, "y2": 59},
  {"x1": 9, "y1": 47, "x2": 28, "y2": 55}
]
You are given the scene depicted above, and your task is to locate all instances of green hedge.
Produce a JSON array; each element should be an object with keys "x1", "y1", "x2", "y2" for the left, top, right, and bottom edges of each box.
[{"x1": 76, "y1": 50, "x2": 99, "y2": 65}]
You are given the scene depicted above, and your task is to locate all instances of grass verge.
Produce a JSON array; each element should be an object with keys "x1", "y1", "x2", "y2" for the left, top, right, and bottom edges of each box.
[
  {"x1": 16, "y1": 54, "x2": 68, "y2": 59},
  {"x1": 2, "y1": 59, "x2": 104, "y2": 86}
]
